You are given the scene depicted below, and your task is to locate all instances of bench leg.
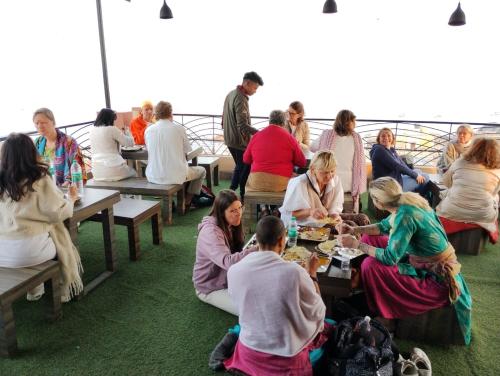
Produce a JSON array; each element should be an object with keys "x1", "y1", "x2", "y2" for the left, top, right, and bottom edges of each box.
[
  {"x1": 127, "y1": 224, "x2": 141, "y2": 261},
  {"x1": 102, "y1": 207, "x2": 118, "y2": 272},
  {"x1": 213, "y1": 165, "x2": 219, "y2": 186},
  {"x1": 45, "y1": 274, "x2": 62, "y2": 321},
  {"x1": 152, "y1": 213, "x2": 162, "y2": 245},
  {"x1": 177, "y1": 189, "x2": 186, "y2": 216},
  {"x1": 0, "y1": 303, "x2": 17, "y2": 357},
  {"x1": 205, "y1": 166, "x2": 212, "y2": 190},
  {"x1": 162, "y1": 196, "x2": 173, "y2": 225}
]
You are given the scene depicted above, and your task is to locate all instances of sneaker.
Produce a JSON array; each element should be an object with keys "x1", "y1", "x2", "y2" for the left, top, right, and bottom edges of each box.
[
  {"x1": 396, "y1": 354, "x2": 419, "y2": 376},
  {"x1": 27, "y1": 284, "x2": 45, "y2": 301},
  {"x1": 411, "y1": 347, "x2": 432, "y2": 376}
]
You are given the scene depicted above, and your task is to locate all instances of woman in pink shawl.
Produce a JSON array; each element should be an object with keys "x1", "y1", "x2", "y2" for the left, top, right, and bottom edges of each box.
[{"x1": 311, "y1": 109, "x2": 366, "y2": 213}]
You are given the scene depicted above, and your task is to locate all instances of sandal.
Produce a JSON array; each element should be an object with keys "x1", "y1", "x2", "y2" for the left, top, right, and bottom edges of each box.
[{"x1": 411, "y1": 347, "x2": 432, "y2": 376}]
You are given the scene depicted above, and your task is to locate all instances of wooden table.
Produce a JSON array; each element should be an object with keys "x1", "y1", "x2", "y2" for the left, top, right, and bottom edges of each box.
[
  {"x1": 121, "y1": 146, "x2": 203, "y2": 171},
  {"x1": 65, "y1": 188, "x2": 121, "y2": 296}
]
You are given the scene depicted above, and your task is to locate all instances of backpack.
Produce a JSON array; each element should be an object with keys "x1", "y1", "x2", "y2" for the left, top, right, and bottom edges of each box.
[
  {"x1": 324, "y1": 316, "x2": 397, "y2": 376},
  {"x1": 192, "y1": 185, "x2": 216, "y2": 207}
]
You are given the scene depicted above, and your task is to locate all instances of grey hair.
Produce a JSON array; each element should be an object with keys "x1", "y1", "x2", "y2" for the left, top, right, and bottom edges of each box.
[
  {"x1": 269, "y1": 110, "x2": 286, "y2": 126},
  {"x1": 457, "y1": 124, "x2": 474, "y2": 135},
  {"x1": 33, "y1": 108, "x2": 56, "y2": 124}
]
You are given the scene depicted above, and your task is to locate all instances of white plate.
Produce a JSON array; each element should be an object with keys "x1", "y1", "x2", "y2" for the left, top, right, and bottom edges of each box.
[
  {"x1": 337, "y1": 247, "x2": 364, "y2": 259},
  {"x1": 121, "y1": 145, "x2": 143, "y2": 151}
]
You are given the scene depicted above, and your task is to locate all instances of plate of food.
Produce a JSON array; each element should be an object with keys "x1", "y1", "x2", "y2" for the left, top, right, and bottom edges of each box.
[
  {"x1": 282, "y1": 246, "x2": 311, "y2": 263},
  {"x1": 121, "y1": 145, "x2": 143, "y2": 152},
  {"x1": 316, "y1": 216, "x2": 342, "y2": 226},
  {"x1": 298, "y1": 226, "x2": 331, "y2": 242},
  {"x1": 336, "y1": 247, "x2": 364, "y2": 259},
  {"x1": 316, "y1": 239, "x2": 337, "y2": 254}
]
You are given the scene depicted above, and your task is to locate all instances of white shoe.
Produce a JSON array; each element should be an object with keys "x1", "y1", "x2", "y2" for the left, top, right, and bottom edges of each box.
[
  {"x1": 411, "y1": 347, "x2": 432, "y2": 376},
  {"x1": 61, "y1": 295, "x2": 72, "y2": 303},
  {"x1": 27, "y1": 284, "x2": 45, "y2": 301}
]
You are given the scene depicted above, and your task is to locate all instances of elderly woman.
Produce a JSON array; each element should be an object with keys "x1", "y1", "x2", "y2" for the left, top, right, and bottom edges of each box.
[
  {"x1": 0, "y1": 133, "x2": 83, "y2": 302},
  {"x1": 224, "y1": 216, "x2": 330, "y2": 376},
  {"x1": 33, "y1": 108, "x2": 87, "y2": 186},
  {"x1": 243, "y1": 110, "x2": 306, "y2": 192},
  {"x1": 279, "y1": 150, "x2": 370, "y2": 228},
  {"x1": 90, "y1": 108, "x2": 136, "y2": 181},
  {"x1": 285, "y1": 101, "x2": 310, "y2": 151},
  {"x1": 370, "y1": 128, "x2": 431, "y2": 198},
  {"x1": 437, "y1": 124, "x2": 474, "y2": 174},
  {"x1": 130, "y1": 100, "x2": 155, "y2": 145},
  {"x1": 339, "y1": 177, "x2": 472, "y2": 345},
  {"x1": 437, "y1": 138, "x2": 500, "y2": 241},
  {"x1": 193, "y1": 190, "x2": 256, "y2": 315},
  {"x1": 310, "y1": 109, "x2": 366, "y2": 213}
]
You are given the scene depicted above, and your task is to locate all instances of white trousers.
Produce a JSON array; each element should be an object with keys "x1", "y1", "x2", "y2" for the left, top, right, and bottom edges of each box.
[
  {"x1": 195, "y1": 289, "x2": 238, "y2": 316},
  {"x1": 186, "y1": 166, "x2": 206, "y2": 195}
]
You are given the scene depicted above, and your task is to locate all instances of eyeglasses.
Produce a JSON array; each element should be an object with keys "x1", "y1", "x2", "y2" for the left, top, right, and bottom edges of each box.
[
  {"x1": 288, "y1": 110, "x2": 300, "y2": 116},
  {"x1": 228, "y1": 205, "x2": 245, "y2": 215}
]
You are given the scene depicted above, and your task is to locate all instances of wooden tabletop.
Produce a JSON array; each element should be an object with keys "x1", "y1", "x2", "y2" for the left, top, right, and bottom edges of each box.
[
  {"x1": 71, "y1": 188, "x2": 121, "y2": 223},
  {"x1": 121, "y1": 145, "x2": 203, "y2": 163}
]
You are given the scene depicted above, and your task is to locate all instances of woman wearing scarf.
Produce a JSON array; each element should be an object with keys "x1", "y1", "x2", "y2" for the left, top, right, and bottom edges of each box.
[
  {"x1": 279, "y1": 150, "x2": 371, "y2": 229},
  {"x1": 310, "y1": 109, "x2": 366, "y2": 213},
  {"x1": 339, "y1": 176, "x2": 472, "y2": 345},
  {"x1": 130, "y1": 101, "x2": 155, "y2": 145},
  {"x1": 0, "y1": 133, "x2": 83, "y2": 302},
  {"x1": 437, "y1": 124, "x2": 474, "y2": 175}
]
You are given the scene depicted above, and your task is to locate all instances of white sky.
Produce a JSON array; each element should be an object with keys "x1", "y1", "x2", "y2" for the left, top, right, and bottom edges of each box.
[{"x1": 1, "y1": 0, "x2": 499, "y2": 136}]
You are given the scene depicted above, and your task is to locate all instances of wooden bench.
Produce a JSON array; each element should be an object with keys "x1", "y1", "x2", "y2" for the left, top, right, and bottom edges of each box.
[
  {"x1": 448, "y1": 228, "x2": 488, "y2": 255},
  {"x1": 243, "y1": 191, "x2": 286, "y2": 234},
  {"x1": 190, "y1": 156, "x2": 220, "y2": 190},
  {"x1": 88, "y1": 198, "x2": 163, "y2": 261},
  {"x1": 395, "y1": 305, "x2": 465, "y2": 345},
  {"x1": 0, "y1": 260, "x2": 62, "y2": 357},
  {"x1": 86, "y1": 178, "x2": 185, "y2": 225}
]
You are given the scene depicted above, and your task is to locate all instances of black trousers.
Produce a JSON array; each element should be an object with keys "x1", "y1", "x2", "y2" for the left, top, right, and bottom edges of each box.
[{"x1": 228, "y1": 147, "x2": 250, "y2": 200}]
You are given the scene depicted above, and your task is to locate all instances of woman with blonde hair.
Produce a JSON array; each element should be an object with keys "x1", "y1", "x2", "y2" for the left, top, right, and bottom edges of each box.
[
  {"x1": 285, "y1": 101, "x2": 310, "y2": 151},
  {"x1": 310, "y1": 109, "x2": 366, "y2": 213},
  {"x1": 339, "y1": 176, "x2": 472, "y2": 344},
  {"x1": 437, "y1": 124, "x2": 474, "y2": 174},
  {"x1": 437, "y1": 137, "x2": 500, "y2": 242},
  {"x1": 279, "y1": 150, "x2": 370, "y2": 228}
]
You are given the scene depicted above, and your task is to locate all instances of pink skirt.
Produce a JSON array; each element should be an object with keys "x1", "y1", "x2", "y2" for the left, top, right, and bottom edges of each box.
[
  {"x1": 223, "y1": 324, "x2": 331, "y2": 376},
  {"x1": 361, "y1": 257, "x2": 449, "y2": 319}
]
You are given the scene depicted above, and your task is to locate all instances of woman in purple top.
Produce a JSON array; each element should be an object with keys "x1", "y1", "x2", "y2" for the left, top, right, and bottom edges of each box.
[{"x1": 193, "y1": 190, "x2": 255, "y2": 315}]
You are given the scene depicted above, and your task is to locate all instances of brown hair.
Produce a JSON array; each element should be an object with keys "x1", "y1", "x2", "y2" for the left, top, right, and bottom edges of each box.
[
  {"x1": 0, "y1": 133, "x2": 48, "y2": 201},
  {"x1": 289, "y1": 101, "x2": 305, "y2": 124},
  {"x1": 463, "y1": 138, "x2": 500, "y2": 169},
  {"x1": 33, "y1": 108, "x2": 56, "y2": 124},
  {"x1": 155, "y1": 101, "x2": 173, "y2": 120},
  {"x1": 376, "y1": 127, "x2": 395, "y2": 145},
  {"x1": 208, "y1": 190, "x2": 245, "y2": 252},
  {"x1": 334, "y1": 109, "x2": 356, "y2": 136}
]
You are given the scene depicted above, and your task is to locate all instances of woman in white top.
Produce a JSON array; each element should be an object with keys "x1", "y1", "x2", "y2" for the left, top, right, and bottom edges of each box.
[
  {"x1": 310, "y1": 109, "x2": 366, "y2": 213},
  {"x1": 0, "y1": 133, "x2": 83, "y2": 302},
  {"x1": 90, "y1": 108, "x2": 136, "y2": 181},
  {"x1": 279, "y1": 150, "x2": 370, "y2": 229},
  {"x1": 437, "y1": 124, "x2": 474, "y2": 175},
  {"x1": 436, "y1": 137, "x2": 500, "y2": 235}
]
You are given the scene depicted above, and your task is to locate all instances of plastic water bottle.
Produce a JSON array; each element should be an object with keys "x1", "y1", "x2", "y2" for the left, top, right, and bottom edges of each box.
[
  {"x1": 70, "y1": 159, "x2": 84, "y2": 196},
  {"x1": 288, "y1": 216, "x2": 298, "y2": 248},
  {"x1": 47, "y1": 159, "x2": 57, "y2": 185}
]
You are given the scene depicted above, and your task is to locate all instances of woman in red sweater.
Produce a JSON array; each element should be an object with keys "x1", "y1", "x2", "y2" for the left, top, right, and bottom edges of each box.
[{"x1": 243, "y1": 110, "x2": 306, "y2": 192}]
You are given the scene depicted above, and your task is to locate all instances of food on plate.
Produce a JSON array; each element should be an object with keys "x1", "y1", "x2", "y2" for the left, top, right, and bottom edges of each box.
[
  {"x1": 121, "y1": 145, "x2": 142, "y2": 151},
  {"x1": 282, "y1": 246, "x2": 311, "y2": 262},
  {"x1": 317, "y1": 240, "x2": 337, "y2": 253},
  {"x1": 316, "y1": 216, "x2": 342, "y2": 225},
  {"x1": 298, "y1": 226, "x2": 330, "y2": 241}
]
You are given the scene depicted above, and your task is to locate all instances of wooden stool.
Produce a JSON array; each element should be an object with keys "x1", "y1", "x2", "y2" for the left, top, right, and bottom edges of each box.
[
  {"x1": 448, "y1": 228, "x2": 488, "y2": 255},
  {"x1": 0, "y1": 260, "x2": 62, "y2": 357},
  {"x1": 89, "y1": 198, "x2": 162, "y2": 261},
  {"x1": 243, "y1": 191, "x2": 286, "y2": 234},
  {"x1": 395, "y1": 305, "x2": 465, "y2": 345}
]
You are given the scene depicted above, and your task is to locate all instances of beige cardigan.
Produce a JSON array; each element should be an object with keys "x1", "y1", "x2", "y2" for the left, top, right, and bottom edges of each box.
[
  {"x1": 436, "y1": 158, "x2": 500, "y2": 232},
  {"x1": 0, "y1": 175, "x2": 83, "y2": 297},
  {"x1": 285, "y1": 120, "x2": 310, "y2": 151}
]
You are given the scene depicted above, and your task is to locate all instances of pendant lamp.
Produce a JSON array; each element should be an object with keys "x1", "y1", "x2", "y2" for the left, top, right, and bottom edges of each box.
[
  {"x1": 160, "y1": 0, "x2": 173, "y2": 19},
  {"x1": 448, "y1": 2, "x2": 465, "y2": 26},
  {"x1": 323, "y1": 0, "x2": 337, "y2": 14}
]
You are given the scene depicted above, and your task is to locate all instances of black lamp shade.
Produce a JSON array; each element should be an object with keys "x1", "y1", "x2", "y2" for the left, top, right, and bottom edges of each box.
[
  {"x1": 160, "y1": 0, "x2": 173, "y2": 19},
  {"x1": 449, "y1": 2, "x2": 465, "y2": 26},
  {"x1": 323, "y1": 0, "x2": 337, "y2": 14}
]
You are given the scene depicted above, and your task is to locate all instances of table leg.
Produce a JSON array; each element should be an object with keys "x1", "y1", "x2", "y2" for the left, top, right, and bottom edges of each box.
[
  {"x1": 205, "y1": 166, "x2": 212, "y2": 190},
  {"x1": 162, "y1": 196, "x2": 173, "y2": 225},
  {"x1": 177, "y1": 188, "x2": 186, "y2": 216},
  {"x1": 152, "y1": 212, "x2": 162, "y2": 245},
  {"x1": 0, "y1": 302, "x2": 17, "y2": 357},
  {"x1": 101, "y1": 207, "x2": 117, "y2": 272},
  {"x1": 213, "y1": 165, "x2": 219, "y2": 186},
  {"x1": 127, "y1": 224, "x2": 140, "y2": 261}
]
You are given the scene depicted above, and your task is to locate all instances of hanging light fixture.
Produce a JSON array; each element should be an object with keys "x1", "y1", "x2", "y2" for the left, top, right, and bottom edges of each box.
[
  {"x1": 448, "y1": 2, "x2": 465, "y2": 26},
  {"x1": 160, "y1": 0, "x2": 173, "y2": 19},
  {"x1": 323, "y1": 0, "x2": 337, "y2": 14}
]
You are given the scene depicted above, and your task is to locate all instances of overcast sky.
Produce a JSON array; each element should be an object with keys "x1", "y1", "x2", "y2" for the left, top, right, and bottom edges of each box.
[{"x1": 1, "y1": 0, "x2": 499, "y2": 136}]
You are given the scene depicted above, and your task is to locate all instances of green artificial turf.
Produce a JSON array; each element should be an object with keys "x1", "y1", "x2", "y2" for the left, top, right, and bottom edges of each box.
[{"x1": 1, "y1": 181, "x2": 499, "y2": 375}]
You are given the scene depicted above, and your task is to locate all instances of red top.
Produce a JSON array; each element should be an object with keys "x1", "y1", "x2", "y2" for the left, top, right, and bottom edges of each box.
[{"x1": 243, "y1": 125, "x2": 306, "y2": 178}]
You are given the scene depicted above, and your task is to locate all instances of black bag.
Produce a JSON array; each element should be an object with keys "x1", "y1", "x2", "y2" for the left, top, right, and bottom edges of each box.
[
  {"x1": 192, "y1": 185, "x2": 216, "y2": 207},
  {"x1": 324, "y1": 316, "x2": 397, "y2": 376}
]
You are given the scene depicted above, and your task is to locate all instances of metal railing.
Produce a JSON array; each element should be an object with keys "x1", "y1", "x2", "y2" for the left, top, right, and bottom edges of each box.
[{"x1": 2, "y1": 115, "x2": 499, "y2": 167}]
